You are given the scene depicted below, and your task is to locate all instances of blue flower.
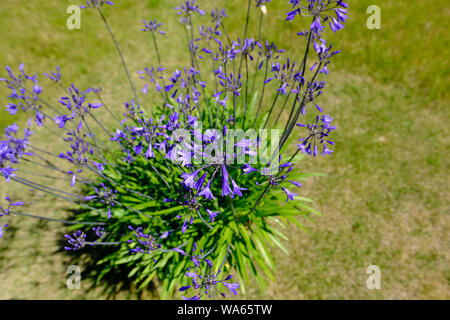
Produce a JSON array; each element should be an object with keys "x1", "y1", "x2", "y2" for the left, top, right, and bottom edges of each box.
[
  {"x1": 198, "y1": 180, "x2": 215, "y2": 200},
  {"x1": 169, "y1": 189, "x2": 219, "y2": 232},
  {"x1": 179, "y1": 262, "x2": 240, "y2": 299},
  {"x1": 64, "y1": 230, "x2": 87, "y2": 251},
  {"x1": 223, "y1": 280, "x2": 240, "y2": 296},
  {"x1": 56, "y1": 84, "x2": 103, "y2": 131},
  {"x1": 297, "y1": 114, "x2": 336, "y2": 157},
  {"x1": 80, "y1": 0, "x2": 114, "y2": 9},
  {"x1": 44, "y1": 66, "x2": 61, "y2": 83},
  {"x1": 142, "y1": 19, "x2": 165, "y2": 35},
  {"x1": 1, "y1": 65, "x2": 46, "y2": 126},
  {"x1": 176, "y1": 0, "x2": 205, "y2": 17},
  {"x1": 84, "y1": 183, "x2": 117, "y2": 218},
  {"x1": 0, "y1": 123, "x2": 33, "y2": 182},
  {"x1": 92, "y1": 226, "x2": 106, "y2": 240},
  {"x1": 286, "y1": 0, "x2": 349, "y2": 36},
  {"x1": 0, "y1": 196, "x2": 24, "y2": 217},
  {"x1": 281, "y1": 187, "x2": 298, "y2": 202},
  {"x1": 127, "y1": 226, "x2": 163, "y2": 255},
  {"x1": 205, "y1": 209, "x2": 219, "y2": 223},
  {"x1": 59, "y1": 130, "x2": 95, "y2": 187}
]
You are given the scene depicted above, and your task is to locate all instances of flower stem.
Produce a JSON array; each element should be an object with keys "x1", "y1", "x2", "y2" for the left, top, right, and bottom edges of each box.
[
  {"x1": 97, "y1": 8, "x2": 140, "y2": 106},
  {"x1": 13, "y1": 211, "x2": 106, "y2": 225}
]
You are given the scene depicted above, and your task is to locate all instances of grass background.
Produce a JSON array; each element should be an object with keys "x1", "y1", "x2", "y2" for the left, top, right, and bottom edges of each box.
[{"x1": 0, "y1": 0, "x2": 448, "y2": 299}]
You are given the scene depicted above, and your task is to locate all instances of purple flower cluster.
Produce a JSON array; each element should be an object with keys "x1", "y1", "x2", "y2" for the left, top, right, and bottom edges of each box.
[
  {"x1": 267, "y1": 58, "x2": 304, "y2": 95},
  {"x1": 92, "y1": 226, "x2": 106, "y2": 239},
  {"x1": 0, "y1": 124, "x2": 33, "y2": 182},
  {"x1": 80, "y1": 0, "x2": 114, "y2": 9},
  {"x1": 297, "y1": 114, "x2": 336, "y2": 156},
  {"x1": 287, "y1": 0, "x2": 348, "y2": 37},
  {"x1": 59, "y1": 130, "x2": 95, "y2": 187},
  {"x1": 55, "y1": 84, "x2": 102, "y2": 131},
  {"x1": 64, "y1": 230, "x2": 87, "y2": 251},
  {"x1": 44, "y1": 66, "x2": 62, "y2": 83},
  {"x1": 139, "y1": 67, "x2": 165, "y2": 94},
  {"x1": 177, "y1": 126, "x2": 256, "y2": 201},
  {"x1": 142, "y1": 19, "x2": 165, "y2": 35},
  {"x1": 84, "y1": 183, "x2": 117, "y2": 218},
  {"x1": 165, "y1": 189, "x2": 219, "y2": 233},
  {"x1": 126, "y1": 226, "x2": 173, "y2": 256},
  {"x1": 0, "y1": 196, "x2": 24, "y2": 217},
  {"x1": 179, "y1": 262, "x2": 240, "y2": 299},
  {"x1": 176, "y1": 0, "x2": 205, "y2": 17},
  {"x1": 1, "y1": 65, "x2": 45, "y2": 126},
  {"x1": 210, "y1": 8, "x2": 227, "y2": 27},
  {"x1": 243, "y1": 157, "x2": 303, "y2": 202},
  {"x1": 165, "y1": 68, "x2": 206, "y2": 112}
]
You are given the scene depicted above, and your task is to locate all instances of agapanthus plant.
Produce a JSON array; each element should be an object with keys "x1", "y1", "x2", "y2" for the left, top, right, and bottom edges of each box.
[{"x1": 0, "y1": 0, "x2": 348, "y2": 299}]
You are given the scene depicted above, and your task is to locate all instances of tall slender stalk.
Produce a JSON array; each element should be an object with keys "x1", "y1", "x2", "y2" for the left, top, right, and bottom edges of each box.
[
  {"x1": 14, "y1": 211, "x2": 106, "y2": 225},
  {"x1": 249, "y1": 11, "x2": 264, "y2": 98},
  {"x1": 150, "y1": 31, "x2": 170, "y2": 105},
  {"x1": 242, "y1": 55, "x2": 249, "y2": 128},
  {"x1": 97, "y1": 8, "x2": 140, "y2": 106},
  {"x1": 238, "y1": 0, "x2": 253, "y2": 78},
  {"x1": 252, "y1": 59, "x2": 269, "y2": 129},
  {"x1": 97, "y1": 94, "x2": 122, "y2": 124}
]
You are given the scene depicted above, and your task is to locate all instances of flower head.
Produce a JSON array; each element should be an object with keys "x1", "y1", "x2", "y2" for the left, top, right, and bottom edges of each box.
[
  {"x1": 0, "y1": 124, "x2": 33, "y2": 182},
  {"x1": 80, "y1": 0, "x2": 114, "y2": 9},
  {"x1": 92, "y1": 226, "x2": 106, "y2": 240},
  {"x1": 84, "y1": 183, "x2": 117, "y2": 218},
  {"x1": 179, "y1": 262, "x2": 240, "y2": 300},
  {"x1": 286, "y1": 0, "x2": 348, "y2": 37},
  {"x1": 176, "y1": 0, "x2": 205, "y2": 16},
  {"x1": 297, "y1": 114, "x2": 336, "y2": 156},
  {"x1": 56, "y1": 84, "x2": 102, "y2": 131},
  {"x1": 1, "y1": 65, "x2": 46, "y2": 126},
  {"x1": 44, "y1": 66, "x2": 62, "y2": 83},
  {"x1": 127, "y1": 226, "x2": 169, "y2": 256},
  {"x1": 0, "y1": 196, "x2": 24, "y2": 217},
  {"x1": 142, "y1": 19, "x2": 165, "y2": 35},
  {"x1": 64, "y1": 230, "x2": 87, "y2": 250}
]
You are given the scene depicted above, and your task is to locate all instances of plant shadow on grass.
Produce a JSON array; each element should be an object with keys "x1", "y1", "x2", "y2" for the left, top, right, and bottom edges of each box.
[{"x1": 54, "y1": 207, "x2": 159, "y2": 300}]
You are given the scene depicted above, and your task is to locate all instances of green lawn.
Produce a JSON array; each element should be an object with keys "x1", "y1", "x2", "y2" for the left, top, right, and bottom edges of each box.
[{"x1": 0, "y1": 0, "x2": 448, "y2": 299}]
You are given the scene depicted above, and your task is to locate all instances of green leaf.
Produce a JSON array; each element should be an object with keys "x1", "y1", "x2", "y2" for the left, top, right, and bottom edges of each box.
[
  {"x1": 131, "y1": 200, "x2": 158, "y2": 211},
  {"x1": 268, "y1": 233, "x2": 290, "y2": 255},
  {"x1": 252, "y1": 252, "x2": 275, "y2": 281},
  {"x1": 295, "y1": 202, "x2": 322, "y2": 216},
  {"x1": 246, "y1": 91, "x2": 259, "y2": 115},
  {"x1": 138, "y1": 270, "x2": 156, "y2": 291},
  {"x1": 128, "y1": 266, "x2": 140, "y2": 278},
  {"x1": 115, "y1": 253, "x2": 143, "y2": 265},
  {"x1": 257, "y1": 111, "x2": 269, "y2": 129},
  {"x1": 151, "y1": 205, "x2": 184, "y2": 215},
  {"x1": 253, "y1": 230, "x2": 274, "y2": 270},
  {"x1": 285, "y1": 216, "x2": 309, "y2": 232}
]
